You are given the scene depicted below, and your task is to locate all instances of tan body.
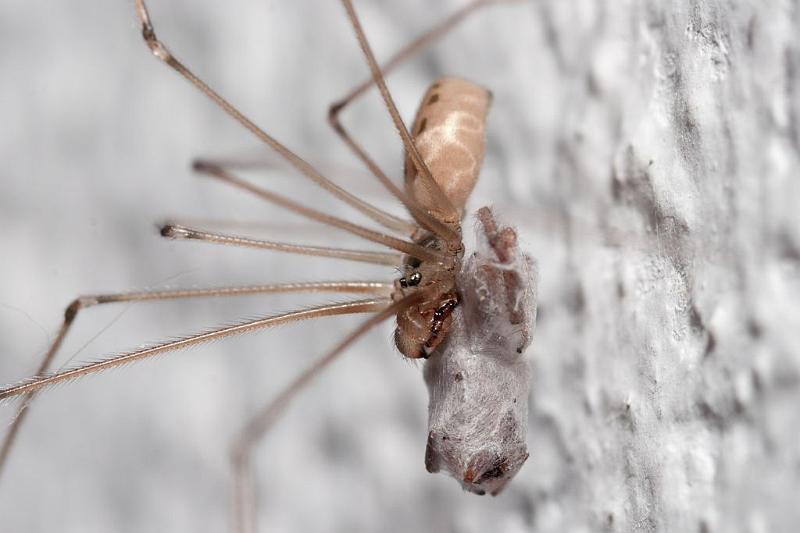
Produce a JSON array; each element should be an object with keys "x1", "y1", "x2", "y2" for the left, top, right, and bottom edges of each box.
[
  {"x1": 394, "y1": 77, "x2": 492, "y2": 359},
  {"x1": 405, "y1": 77, "x2": 491, "y2": 221}
]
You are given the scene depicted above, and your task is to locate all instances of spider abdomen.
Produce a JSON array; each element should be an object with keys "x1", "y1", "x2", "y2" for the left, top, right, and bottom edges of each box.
[{"x1": 404, "y1": 77, "x2": 491, "y2": 219}]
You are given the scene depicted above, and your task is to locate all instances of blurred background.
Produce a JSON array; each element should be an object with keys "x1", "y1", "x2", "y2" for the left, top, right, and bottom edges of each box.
[{"x1": 2, "y1": 1, "x2": 800, "y2": 532}]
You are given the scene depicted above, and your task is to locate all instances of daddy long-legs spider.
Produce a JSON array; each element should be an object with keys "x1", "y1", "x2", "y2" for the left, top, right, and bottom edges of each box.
[{"x1": 0, "y1": 0, "x2": 554, "y2": 531}]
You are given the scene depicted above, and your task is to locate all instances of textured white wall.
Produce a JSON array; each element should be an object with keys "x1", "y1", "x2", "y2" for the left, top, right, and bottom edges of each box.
[{"x1": 1, "y1": 1, "x2": 798, "y2": 532}]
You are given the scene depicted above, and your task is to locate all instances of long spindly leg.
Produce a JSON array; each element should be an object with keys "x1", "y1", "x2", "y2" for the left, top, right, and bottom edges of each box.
[
  {"x1": 160, "y1": 223, "x2": 404, "y2": 266},
  {"x1": 193, "y1": 162, "x2": 447, "y2": 264},
  {"x1": 330, "y1": 0, "x2": 518, "y2": 240},
  {"x1": 131, "y1": 0, "x2": 413, "y2": 238},
  {"x1": 192, "y1": 157, "x2": 419, "y2": 235},
  {"x1": 229, "y1": 291, "x2": 426, "y2": 533},
  {"x1": 340, "y1": 0, "x2": 461, "y2": 233},
  {"x1": 0, "y1": 285, "x2": 391, "y2": 478},
  {"x1": 191, "y1": 156, "x2": 418, "y2": 236}
]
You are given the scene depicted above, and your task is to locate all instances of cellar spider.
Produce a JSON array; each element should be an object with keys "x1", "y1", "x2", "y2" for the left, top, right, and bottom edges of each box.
[{"x1": 0, "y1": 0, "x2": 535, "y2": 531}]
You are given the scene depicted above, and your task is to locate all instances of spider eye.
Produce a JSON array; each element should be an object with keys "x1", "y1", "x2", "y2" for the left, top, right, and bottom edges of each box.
[{"x1": 399, "y1": 271, "x2": 422, "y2": 289}]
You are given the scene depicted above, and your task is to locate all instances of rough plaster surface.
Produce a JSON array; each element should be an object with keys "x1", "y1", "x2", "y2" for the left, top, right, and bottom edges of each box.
[{"x1": 0, "y1": 1, "x2": 798, "y2": 532}]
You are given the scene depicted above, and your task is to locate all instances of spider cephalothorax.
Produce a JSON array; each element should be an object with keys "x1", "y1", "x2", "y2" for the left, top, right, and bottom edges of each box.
[{"x1": 393, "y1": 231, "x2": 462, "y2": 358}]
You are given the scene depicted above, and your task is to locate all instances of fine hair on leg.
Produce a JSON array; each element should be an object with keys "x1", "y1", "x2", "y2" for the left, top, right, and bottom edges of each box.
[
  {"x1": 0, "y1": 283, "x2": 391, "y2": 476},
  {"x1": 0, "y1": 299, "x2": 391, "y2": 403}
]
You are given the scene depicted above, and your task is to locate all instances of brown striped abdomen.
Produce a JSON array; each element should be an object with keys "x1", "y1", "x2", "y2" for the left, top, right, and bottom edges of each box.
[{"x1": 405, "y1": 77, "x2": 491, "y2": 221}]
